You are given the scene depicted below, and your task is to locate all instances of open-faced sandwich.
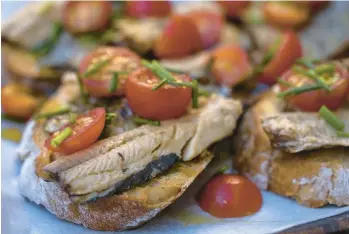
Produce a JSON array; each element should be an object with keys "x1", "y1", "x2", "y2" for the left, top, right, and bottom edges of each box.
[
  {"x1": 17, "y1": 46, "x2": 243, "y2": 231},
  {"x1": 234, "y1": 58, "x2": 349, "y2": 207}
]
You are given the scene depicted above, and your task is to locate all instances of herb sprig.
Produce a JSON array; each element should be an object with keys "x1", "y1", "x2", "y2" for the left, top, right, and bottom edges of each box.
[{"x1": 31, "y1": 22, "x2": 63, "y2": 57}]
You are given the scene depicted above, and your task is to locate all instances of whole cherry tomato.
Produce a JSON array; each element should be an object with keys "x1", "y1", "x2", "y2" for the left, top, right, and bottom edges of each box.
[
  {"x1": 45, "y1": 107, "x2": 106, "y2": 155},
  {"x1": 1, "y1": 83, "x2": 42, "y2": 120},
  {"x1": 258, "y1": 31, "x2": 302, "y2": 85},
  {"x1": 154, "y1": 15, "x2": 202, "y2": 59},
  {"x1": 187, "y1": 10, "x2": 223, "y2": 49},
  {"x1": 263, "y1": 2, "x2": 310, "y2": 29},
  {"x1": 197, "y1": 174, "x2": 262, "y2": 218},
  {"x1": 79, "y1": 47, "x2": 142, "y2": 98},
  {"x1": 217, "y1": 1, "x2": 250, "y2": 18},
  {"x1": 279, "y1": 63, "x2": 349, "y2": 112},
  {"x1": 211, "y1": 44, "x2": 252, "y2": 87},
  {"x1": 125, "y1": 1, "x2": 172, "y2": 18},
  {"x1": 125, "y1": 67, "x2": 192, "y2": 120},
  {"x1": 63, "y1": 1, "x2": 113, "y2": 34}
]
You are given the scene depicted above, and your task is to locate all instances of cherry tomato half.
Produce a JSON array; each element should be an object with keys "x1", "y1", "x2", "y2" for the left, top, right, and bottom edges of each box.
[
  {"x1": 279, "y1": 63, "x2": 349, "y2": 112},
  {"x1": 217, "y1": 1, "x2": 250, "y2": 18},
  {"x1": 154, "y1": 15, "x2": 202, "y2": 59},
  {"x1": 45, "y1": 107, "x2": 106, "y2": 155},
  {"x1": 125, "y1": 67, "x2": 192, "y2": 120},
  {"x1": 125, "y1": 1, "x2": 172, "y2": 18},
  {"x1": 263, "y1": 2, "x2": 310, "y2": 29},
  {"x1": 63, "y1": 1, "x2": 113, "y2": 34},
  {"x1": 1, "y1": 83, "x2": 42, "y2": 120},
  {"x1": 197, "y1": 174, "x2": 262, "y2": 218},
  {"x1": 79, "y1": 47, "x2": 142, "y2": 97},
  {"x1": 187, "y1": 10, "x2": 223, "y2": 49},
  {"x1": 211, "y1": 44, "x2": 252, "y2": 87},
  {"x1": 258, "y1": 31, "x2": 302, "y2": 86}
]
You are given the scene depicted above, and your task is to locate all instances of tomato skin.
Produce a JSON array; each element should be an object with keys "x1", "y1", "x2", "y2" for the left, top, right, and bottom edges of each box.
[
  {"x1": 211, "y1": 44, "x2": 251, "y2": 87},
  {"x1": 125, "y1": 68, "x2": 192, "y2": 120},
  {"x1": 125, "y1": 1, "x2": 172, "y2": 18},
  {"x1": 1, "y1": 83, "x2": 41, "y2": 120},
  {"x1": 197, "y1": 174, "x2": 262, "y2": 218},
  {"x1": 263, "y1": 2, "x2": 310, "y2": 29},
  {"x1": 258, "y1": 31, "x2": 302, "y2": 86},
  {"x1": 79, "y1": 47, "x2": 141, "y2": 97},
  {"x1": 154, "y1": 15, "x2": 202, "y2": 59},
  {"x1": 63, "y1": 1, "x2": 112, "y2": 34},
  {"x1": 280, "y1": 64, "x2": 349, "y2": 112},
  {"x1": 217, "y1": 1, "x2": 250, "y2": 18},
  {"x1": 45, "y1": 108, "x2": 106, "y2": 155},
  {"x1": 187, "y1": 10, "x2": 223, "y2": 49}
]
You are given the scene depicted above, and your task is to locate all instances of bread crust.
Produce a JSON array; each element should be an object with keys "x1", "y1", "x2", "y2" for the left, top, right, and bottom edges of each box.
[
  {"x1": 234, "y1": 91, "x2": 349, "y2": 208},
  {"x1": 18, "y1": 73, "x2": 213, "y2": 231}
]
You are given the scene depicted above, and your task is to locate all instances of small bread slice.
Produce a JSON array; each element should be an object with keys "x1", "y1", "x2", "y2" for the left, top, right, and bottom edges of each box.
[{"x1": 234, "y1": 90, "x2": 349, "y2": 208}]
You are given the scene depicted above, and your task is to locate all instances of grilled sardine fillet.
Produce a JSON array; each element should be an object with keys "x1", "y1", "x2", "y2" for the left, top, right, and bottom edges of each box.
[
  {"x1": 234, "y1": 89, "x2": 349, "y2": 208},
  {"x1": 262, "y1": 110, "x2": 349, "y2": 153},
  {"x1": 44, "y1": 95, "x2": 242, "y2": 203}
]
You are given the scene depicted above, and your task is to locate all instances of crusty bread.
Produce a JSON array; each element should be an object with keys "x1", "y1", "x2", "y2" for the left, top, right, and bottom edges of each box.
[
  {"x1": 18, "y1": 73, "x2": 213, "y2": 231},
  {"x1": 234, "y1": 91, "x2": 349, "y2": 208}
]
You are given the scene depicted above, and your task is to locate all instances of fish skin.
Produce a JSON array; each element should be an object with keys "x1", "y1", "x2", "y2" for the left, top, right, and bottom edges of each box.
[{"x1": 262, "y1": 110, "x2": 349, "y2": 153}]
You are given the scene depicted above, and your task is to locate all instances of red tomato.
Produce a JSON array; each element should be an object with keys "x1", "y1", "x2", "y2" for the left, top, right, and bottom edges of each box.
[
  {"x1": 125, "y1": 67, "x2": 192, "y2": 120},
  {"x1": 79, "y1": 47, "x2": 142, "y2": 97},
  {"x1": 211, "y1": 44, "x2": 251, "y2": 87},
  {"x1": 187, "y1": 10, "x2": 223, "y2": 49},
  {"x1": 217, "y1": 1, "x2": 250, "y2": 18},
  {"x1": 263, "y1": 2, "x2": 310, "y2": 29},
  {"x1": 45, "y1": 108, "x2": 106, "y2": 155},
  {"x1": 279, "y1": 63, "x2": 349, "y2": 112},
  {"x1": 197, "y1": 174, "x2": 262, "y2": 218},
  {"x1": 125, "y1": 1, "x2": 172, "y2": 18},
  {"x1": 1, "y1": 83, "x2": 41, "y2": 120},
  {"x1": 154, "y1": 15, "x2": 202, "y2": 59},
  {"x1": 63, "y1": 1, "x2": 112, "y2": 34},
  {"x1": 258, "y1": 31, "x2": 302, "y2": 85}
]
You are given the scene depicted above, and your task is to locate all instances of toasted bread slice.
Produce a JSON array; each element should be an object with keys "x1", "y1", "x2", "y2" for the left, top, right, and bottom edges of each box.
[{"x1": 234, "y1": 90, "x2": 349, "y2": 208}]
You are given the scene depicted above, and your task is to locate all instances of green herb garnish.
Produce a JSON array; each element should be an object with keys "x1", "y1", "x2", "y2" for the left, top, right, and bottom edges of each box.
[
  {"x1": 109, "y1": 72, "x2": 119, "y2": 93},
  {"x1": 337, "y1": 131, "x2": 349, "y2": 138},
  {"x1": 83, "y1": 58, "x2": 111, "y2": 78},
  {"x1": 77, "y1": 74, "x2": 88, "y2": 104},
  {"x1": 34, "y1": 107, "x2": 71, "y2": 120},
  {"x1": 51, "y1": 127, "x2": 73, "y2": 148},
  {"x1": 198, "y1": 88, "x2": 211, "y2": 97},
  {"x1": 319, "y1": 105, "x2": 345, "y2": 131},
  {"x1": 31, "y1": 22, "x2": 63, "y2": 57},
  {"x1": 217, "y1": 165, "x2": 228, "y2": 174},
  {"x1": 152, "y1": 79, "x2": 168, "y2": 91},
  {"x1": 296, "y1": 58, "x2": 316, "y2": 69},
  {"x1": 192, "y1": 80, "x2": 199, "y2": 109},
  {"x1": 292, "y1": 66, "x2": 331, "y2": 91},
  {"x1": 315, "y1": 64, "x2": 335, "y2": 75},
  {"x1": 133, "y1": 116, "x2": 160, "y2": 126},
  {"x1": 106, "y1": 113, "x2": 117, "y2": 120},
  {"x1": 277, "y1": 84, "x2": 323, "y2": 98},
  {"x1": 277, "y1": 77, "x2": 293, "y2": 87},
  {"x1": 70, "y1": 113, "x2": 78, "y2": 123}
]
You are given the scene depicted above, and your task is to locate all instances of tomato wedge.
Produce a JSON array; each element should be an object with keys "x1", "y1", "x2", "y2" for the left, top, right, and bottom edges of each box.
[
  {"x1": 154, "y1": 15, "x2": 202, "y2": 59},
  {"x1": 258, "y1": 31, "x2": 302, "y2": 85},
  {"x1": 125, "y1": 1, "x2": 172, "y2": 18},
  {"x1": 211, "y1": 44, "x2": 252, "y2": 87},
  {"x1": 1, "y1": 83, "x2": 42, "y2": 120},
  {"x1": 197, "y1": 174, "x2": 262, "y2": 218},
  {"x1": 45, "y1": 108, "x2": 106, "y2": 155},
  {"x1": 125, "y1": 67, "x2": 192, "y2": 120},
  {"x1": 263, "y1": 2, "x2": 310, "y2": 29},
  {"x1": 63, "y1": 1, "x2": 113, "y2": 34},
  {"x1": 79, "y1": 47, "x2": 142, "y2": 97},
  {"x1": 217, "y1": 1, "x2": 250, "y2": 18},
  {"x1": 279, "y1": 63, "x2": 349, "y2": 112},
  {"x1": 187, "y1": 10, "x2": 223, "y2": 49}
]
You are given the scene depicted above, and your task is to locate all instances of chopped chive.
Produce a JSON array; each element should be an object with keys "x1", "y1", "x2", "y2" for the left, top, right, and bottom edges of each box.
[
  {"x1": 198, "y1": 88, "x2": 211, "y2": 97},
  {"x1": 192, "y1": 80, "x2": 199, "y2": 109},
  {"x1": 319, "y1": 105, "x2": 345, "y2": 131},
  {"x1": 83, "y1": 58, "x2": 111, "y2": 78},
  {"x1": 51, "y1": 127, "x2": 73, "y2": 148},
  {"x1": 133, "y1": 116, "x2": 160, "y2": 126},
  {"x1": 152, "y1": 79, "x2": 168, "y2": 91},
  {"x1": 109, "y1": 72, "x2": 119, "y2": 93},
  {"x1": 31, "y1": 22, "x2": 63, "y2": 56},
  {"x1": 217, "y1": 165, "x2": 228, "y2": 174},
  {"x1": 34, "y1": 107, "x2": 71, "y2": 120},
  {"x1": 315, "y1": 64, "x2": 335, "y2": 75},
  {"x1": 70, "y1": 113, "x2": 78, "y2": 123},
  {"x1": 167, "y1": 81, "x2": 193, "y2": 88},
  {"x1": 106, "y1": 113, "x2": 117, "y2": 120},
  {"x1": 77, "y1": 74, "x2": 88, "y2": 104},
  {"x1": 296, "y1": 58, "x2": 315, "y2": 69},
  {"x1": 337, "y1": 131, "x2": 349, "y2": 138},
  {"x1": 277, "y1": 77, "x2": 293, "y2": 87},
  {"x1": 292, "y1": 66, "x2": 331, "y2": 91},
  {"x1": 277, "y1": 84, "x2": 322, "y2": 98},
  {"x1": 151, "y1": 61, "x2": 176, "y2": 81}
]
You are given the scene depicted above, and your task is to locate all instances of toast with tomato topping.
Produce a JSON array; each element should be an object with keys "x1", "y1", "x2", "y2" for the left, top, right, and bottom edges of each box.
[{"x1": 17, "y1": 72, "x2": 242, "y2": 231}]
